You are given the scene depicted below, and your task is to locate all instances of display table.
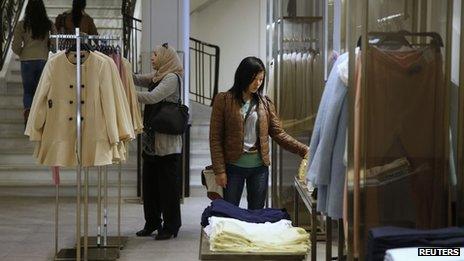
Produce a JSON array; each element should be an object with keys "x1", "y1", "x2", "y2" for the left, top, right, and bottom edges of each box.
[
  {"x1": 293, "y1": 177, "x2": 344, "y2": 261},
  {"x1": 198, "y1": 230, "x2": 307, "y2": 260}
]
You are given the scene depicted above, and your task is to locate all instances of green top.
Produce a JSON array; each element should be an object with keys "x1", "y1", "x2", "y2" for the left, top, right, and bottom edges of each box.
[{"x1": 232, "y1": 153, "x2": 264, "y2": 168}]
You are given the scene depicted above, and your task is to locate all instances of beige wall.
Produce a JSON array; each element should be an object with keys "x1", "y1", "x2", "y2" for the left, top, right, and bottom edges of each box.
[{"x1": 190, "y1": 0, "x2": 267, "y2": 92}]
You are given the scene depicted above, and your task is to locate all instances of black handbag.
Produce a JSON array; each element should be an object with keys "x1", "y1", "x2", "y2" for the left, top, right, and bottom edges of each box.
[{"x1": 145, "y1": 74, "x2": 189, "y2": 136}]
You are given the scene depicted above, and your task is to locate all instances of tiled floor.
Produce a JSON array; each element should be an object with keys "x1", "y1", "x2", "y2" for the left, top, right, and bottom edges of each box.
[{"x1": 0, "y1": 195, "x2": 333, "y2": 260}]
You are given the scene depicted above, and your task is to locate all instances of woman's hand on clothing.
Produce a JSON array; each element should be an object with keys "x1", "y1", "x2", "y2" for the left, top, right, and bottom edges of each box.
[
  {"x1": 132, "y1": 71, "x2": 156, "y2": 88},
  {"x1": 303, "y1": 146, "x2": 309, "y2": 159},
  {"x1": 215, "y1": 173, "x2": 227, "y2": 188}
]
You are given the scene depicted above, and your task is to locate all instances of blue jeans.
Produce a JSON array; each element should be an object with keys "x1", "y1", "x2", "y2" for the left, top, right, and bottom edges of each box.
[
  {"x1": 224, "y1": 164, "x2": 269, "y2": 210},
  {"x1": 21, "y1": 60, "x2": 46, "y2": 109}
]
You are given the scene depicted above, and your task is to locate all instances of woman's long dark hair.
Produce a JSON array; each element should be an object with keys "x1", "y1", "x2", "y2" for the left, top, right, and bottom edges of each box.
[
  {"x1": 228, "y1": 56, "x2": 266, "y2": 103},
  {"x1": 23, "y1": 0, "x2": 52, "y2": 40},
  {"x1": 72, "y1": 0, "x2": 87, "y2": 28}
]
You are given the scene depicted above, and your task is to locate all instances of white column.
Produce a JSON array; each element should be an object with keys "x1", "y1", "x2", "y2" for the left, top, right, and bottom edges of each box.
[{"x1": 141, "y1": 0, "x2": 190, "y2": 106}]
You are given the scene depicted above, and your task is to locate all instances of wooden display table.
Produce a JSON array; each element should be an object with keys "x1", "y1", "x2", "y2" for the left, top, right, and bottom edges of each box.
[
  {"x1": 293, "y1": 177, "x2": 344, "y2": 261},
  {"x1": 198, "y1": 230, "x2": 307, "y2": 260}
]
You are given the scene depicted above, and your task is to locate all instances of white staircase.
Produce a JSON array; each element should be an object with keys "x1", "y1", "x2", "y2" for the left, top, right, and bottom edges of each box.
[
  {"x1": 189, "y1": 101, "x2": 213, "y2": 187},
  {"x1": 0, "y1": 0, "x2": 133, "y2": 196}
]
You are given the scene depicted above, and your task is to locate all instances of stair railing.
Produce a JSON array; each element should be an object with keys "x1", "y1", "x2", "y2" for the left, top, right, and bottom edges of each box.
[
  {"x1": 189, "y1": 37, "x2": 220, "y2": 106},
  {"x1": 0, "y1": 0, "x2": 25, "y2": 71}
]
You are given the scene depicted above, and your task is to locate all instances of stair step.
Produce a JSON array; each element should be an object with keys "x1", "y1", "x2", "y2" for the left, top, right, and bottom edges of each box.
[
  {"x1": 50, "y1": 15, "x2": 123, "y2": 20},
  {"x1": 0, "y1": 108, "x2": 24, "y2": 121},
  {"x1": 6, "y1": 74, "x2": 21, "y2": 83},
  {"x1": 0, "y1": 185, "x2": 137, "y2": 197},
  {"x1": 0, "y1": 137, "x2": 34, "y2": 152},
  {"x1": 0, "y1": 95, "x2": 23, "y2": 109},
  {"x1": 46, "y1": 5, "x2": 121, "y2": 10},
  {"x1": 0, "y1": 167, "x2": 137, "y2": 187},
  {"x1": 3, "y1": 83, "x2": 23, "y2": 95},
  {"x1": 45, "y1": 0, "x2": 123, "y2": 7},
  {"x1": 46, "y1": 7, "x2": 122, "y2": 18},
  {"x1": 10, "y1": 69, "x2": 21, "y2": 75},
  {"x1": 0, "y1": 122, "x2": 24, "y2": 138}
]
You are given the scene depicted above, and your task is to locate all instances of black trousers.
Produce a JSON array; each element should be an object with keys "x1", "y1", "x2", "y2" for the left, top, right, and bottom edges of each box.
[{"x1": 142, "y1": 153, "x2": 181, "y2": 234}]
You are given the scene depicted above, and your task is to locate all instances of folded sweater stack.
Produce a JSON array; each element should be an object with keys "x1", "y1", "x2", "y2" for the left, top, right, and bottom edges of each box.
[{"x1": 204, "y1": 217, "x2": 309, "y2": 253}]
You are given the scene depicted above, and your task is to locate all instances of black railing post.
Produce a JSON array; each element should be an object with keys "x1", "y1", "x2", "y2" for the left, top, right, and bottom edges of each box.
[{"x1": 189, "y1": 37, "x2": 220, "y2": 106}]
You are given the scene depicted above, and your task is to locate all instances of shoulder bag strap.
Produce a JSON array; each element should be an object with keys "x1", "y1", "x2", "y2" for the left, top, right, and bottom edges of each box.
[{"x1": 174, "y1": 73, "x2": 182, "y2": 105}]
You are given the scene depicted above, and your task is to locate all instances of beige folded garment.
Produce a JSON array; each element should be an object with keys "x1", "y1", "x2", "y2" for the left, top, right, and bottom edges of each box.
[{"x1": 207, "y1": 217, "x2": 309, "y2": 253}]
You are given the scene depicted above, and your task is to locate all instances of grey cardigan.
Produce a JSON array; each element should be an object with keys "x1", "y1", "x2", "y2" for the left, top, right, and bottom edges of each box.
[{"x1": 134, "y1": 72, "x2": 183, "y2": 156}]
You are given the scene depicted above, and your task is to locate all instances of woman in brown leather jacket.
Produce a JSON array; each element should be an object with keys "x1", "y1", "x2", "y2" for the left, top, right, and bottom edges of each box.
[{"x1": 210, "y1": 56, "x2": 309, "y2": 209}]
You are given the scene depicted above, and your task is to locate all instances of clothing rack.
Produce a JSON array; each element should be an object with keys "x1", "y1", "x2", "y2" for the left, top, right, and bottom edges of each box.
[
  {"x1": 50, "y1": 29, "x2": 125, "y2": 261},
  {"x1": 376, "y1": 13, "x2": 408, "y2": 31}
]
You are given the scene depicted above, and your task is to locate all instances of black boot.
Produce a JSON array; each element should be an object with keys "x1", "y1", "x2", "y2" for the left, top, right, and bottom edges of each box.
[
  {"x1": 154, "y1": 228, "x2": 177, "y2": 240},
  {"x1": 136, "y1": 226, "x2": 158, "y2": 237},
  {"x1": 23, "y1": 109, "x2": 30, "y2": 128}
]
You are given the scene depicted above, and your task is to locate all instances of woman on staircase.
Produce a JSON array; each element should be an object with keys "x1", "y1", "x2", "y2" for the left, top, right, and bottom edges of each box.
[
  {"x1": 54, "y1": 0, "x2": 98, "y2": 35},
  {"x1": 12, "y1": 0, "x2": 56, "y2": 126}
]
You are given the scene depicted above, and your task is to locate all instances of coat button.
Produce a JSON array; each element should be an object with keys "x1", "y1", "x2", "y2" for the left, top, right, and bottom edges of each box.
[
  {"x1": 81, "y1": 100, "x2": 84, "y2": 104},
  {"x1": 81, "y1": 85, "x2": 84, "y2": 88},
  {"x1": 81, "y1": 117, "x2": 84, "y2": 121},
  {"x1": 69, "y1": 100, "x2": 73, "y2": 104},
  {"x1": 70, "y1": 85, "x2": 73, "y2": 88},
  {"x1": 69, "y1": 117, "x2": 73, "y2": 121}
]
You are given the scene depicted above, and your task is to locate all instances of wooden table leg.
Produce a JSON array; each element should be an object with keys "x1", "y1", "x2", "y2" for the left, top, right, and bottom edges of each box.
[
  {"x1": 294, "y1": 185, "x2": 299, "y2": 226},
  {"x1": 338, "y1": 219, "x2": 344, "y2": 260},
  {"x1": 311, "y1": 207, "x2": 317, "y2": 261},
  {"x1": 326, "y1": 216, "x2": 332, "y2": 261}
]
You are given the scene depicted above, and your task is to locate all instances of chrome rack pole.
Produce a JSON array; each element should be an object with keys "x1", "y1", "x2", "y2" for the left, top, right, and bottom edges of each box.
[
  {"x1": 118, "y1": 36, "x2": 123, "y2": 248},
  {"x1": 118, "y1": 162, "x2": 122, "y2": 247},
  {"x1": 104, "y1": 165, "x2": 108, "y2": 247},
  {"x1": 76, "y1": 27, "x2": 83, "y2": 261},
  {"x1": 55, "y1": 169, "x2": 59, "y2": 256},
  {"x1": 97, "y1": 166, "x2": 102, "y2": 248},
  {"x1": 83, "y1": 167, "x2": 89, "y2": 260}
]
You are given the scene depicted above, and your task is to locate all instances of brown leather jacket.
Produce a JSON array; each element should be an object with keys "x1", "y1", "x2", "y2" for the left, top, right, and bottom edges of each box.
[
  {"x1": 55, "y1": 11, "x2": 98, "y2": 35},
  {"x1": 209, "y1": 91, "x2": 308, "y2": 175}
]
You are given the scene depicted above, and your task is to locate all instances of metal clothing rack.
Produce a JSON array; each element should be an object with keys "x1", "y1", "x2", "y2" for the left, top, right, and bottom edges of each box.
[{"x1": 50, "y1": 29, "x2": 127, "y2": 261}]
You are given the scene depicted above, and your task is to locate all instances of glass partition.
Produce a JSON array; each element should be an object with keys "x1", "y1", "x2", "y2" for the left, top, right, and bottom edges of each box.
[{"x1": 347, "y1": 0, "x2": 454, "y2": 259}]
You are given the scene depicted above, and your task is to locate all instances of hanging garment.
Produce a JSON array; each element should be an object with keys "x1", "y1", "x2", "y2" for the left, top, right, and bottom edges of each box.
[
  {"x1": 311, "y1": 53, "x2": 324, "y2": 114},
  {"x1": 205, "y1": 217, "x2": 309, "y2": 253},
  {"x1": 121, "y1": 58, "x2": 144, "y2": 134},
  {"x1": 301, "y1": 52, "x2": 309, "y2": 119},
  {"x1": 282, "y1": 52, "x2": 292, "y2": 120},
  {"x1": 307, "y1": 52, "x2": 348, "y2": 219},
  {"x1": 359, "y1": 46, "x2": 447, "y2": 230},
  {"x1": 93, "y1": 50, "x2": 136, "y2": 162},
  {"x1": 295, "y1": 52, "x2": 304, "y2": 120},
  {"x1": 266, "y1": 58, "x2": 275, "y2": 100},
  {"x1": 290, "y1": 51, "x2": 298, "y2": 121},
  {"x1": 305, "y1": 52, "x2": 313, "y2": 117},
  {"x1": 25, "y1": 51, "x2": 134, "y2": 167}
]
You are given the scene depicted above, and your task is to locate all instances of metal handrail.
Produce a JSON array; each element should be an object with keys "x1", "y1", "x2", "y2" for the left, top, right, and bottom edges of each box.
[
  {"x1": 0, "y1": 0, "x2": 25, "y2": 71},
  {"x1": 189, "y1": 37, "x2": 220, "y2": 106}
]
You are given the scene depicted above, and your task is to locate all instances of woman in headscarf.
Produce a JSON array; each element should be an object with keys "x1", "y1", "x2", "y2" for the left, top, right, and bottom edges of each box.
[{"x1": 133, "y1": 43, "x2": 183, "y2": 240}]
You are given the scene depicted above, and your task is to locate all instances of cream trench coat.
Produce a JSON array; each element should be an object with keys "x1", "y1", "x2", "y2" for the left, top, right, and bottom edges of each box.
[{"x1": 25, "y1": 51, "x2": 135, "y2": 167}]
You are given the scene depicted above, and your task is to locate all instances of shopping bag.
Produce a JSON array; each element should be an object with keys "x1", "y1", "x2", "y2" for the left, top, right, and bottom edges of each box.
[{"x1": 201, "y1": 165, "x2": 223, "y2": 200}]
